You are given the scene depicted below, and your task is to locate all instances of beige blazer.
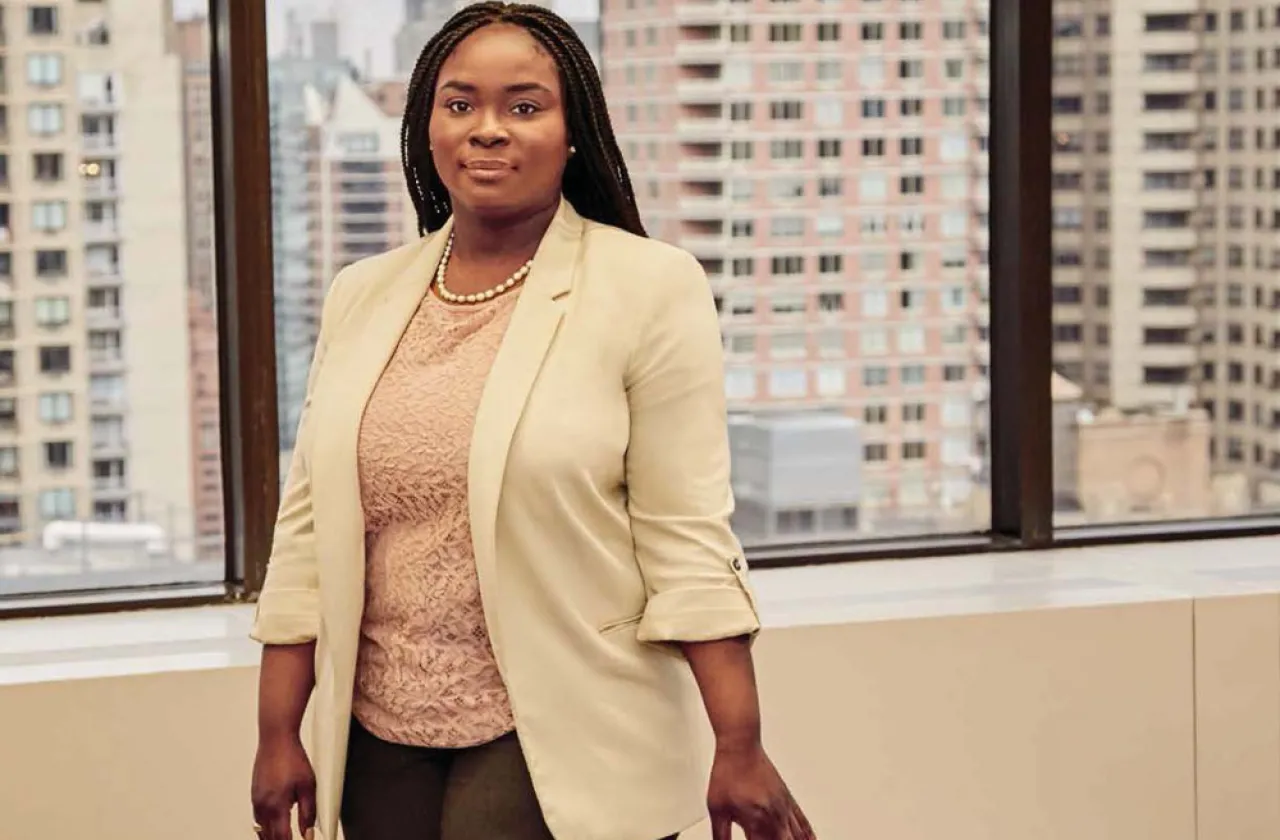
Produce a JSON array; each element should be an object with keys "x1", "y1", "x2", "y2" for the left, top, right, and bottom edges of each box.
[{"x1": 251, "y1": 198, "x2": 761, "y2": 840}]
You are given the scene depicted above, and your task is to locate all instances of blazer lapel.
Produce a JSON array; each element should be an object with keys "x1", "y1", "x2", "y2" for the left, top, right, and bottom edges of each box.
[
  {"x1": 314, "y1": 222, "x2": 451, "y2": 650},
  {"x1": 468, "y1": 198, "x2": 583, "y2": 637}
]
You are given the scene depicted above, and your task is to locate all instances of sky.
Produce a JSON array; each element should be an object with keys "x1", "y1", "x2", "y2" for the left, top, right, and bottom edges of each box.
[{"x1": 173, "y1": 0, "x2": 598, "y2": 77}]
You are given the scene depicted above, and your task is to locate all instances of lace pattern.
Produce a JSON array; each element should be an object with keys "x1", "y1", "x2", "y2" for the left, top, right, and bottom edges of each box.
[{"x1": 351, "y1": 289, "x2": 519, "y2": 748}]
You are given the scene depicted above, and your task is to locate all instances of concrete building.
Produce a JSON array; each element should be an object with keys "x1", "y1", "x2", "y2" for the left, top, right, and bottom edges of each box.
[
  {"x1": 268, "y1": 26, "x2": 357, "y2": 456},
  {"x1": 728, "y1": 412, "x2": 861, "y2": 542},
  {"x1": 1052, "y1": 374, "x2": 1241, "y2": 525},
  {"x1": 307, "y1": 75, "x2": 418, "y2": 294},
  {"x1": 603, "y1": 0, "x2": 991, "y2": 534},
  {"x1": 1051, "y1": 1, "x2": 1280, "y2": 507},
  {"x1": 0, "y1": 0, "x2": 196, "y2": 553},
  {"x1": 174, "y1": 16, "x2": 223, "y2": 562},
  {"x1": 394, "y1": 0, "x2": 599, "y2": 77}
]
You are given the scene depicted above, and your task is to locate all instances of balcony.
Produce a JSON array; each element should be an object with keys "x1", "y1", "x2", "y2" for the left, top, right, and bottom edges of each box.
[
  {"x1": 86, "y1": 307, "x2": 122, "y2": 329},
  {"x1": 92, "y1": 475, "x2": 128, "y2": 493},
  {"x1": 675, "y1": 38, "x2": 728, "y2": 58},
  {"x1": 675, "y1": 0, "x2": 730, "y2": 20},
  {"x1": 90, "y1": 393, "x2": 126, "y2": 413},
  {"x1": 81, "y1": 134, "x2": 118, "y2": 154},
  {"x1": 675, "y1": 117, "x2": 731, "y2": 137},
  {"x1": 83, "y1": 177, "x2": 119, "y2": 199},
  {"x1": 677, "y1": 156, "x2": 732, "y2": 174},
  {"x1": 88, "y1": 349, "x2": 124, "y2": 371},
  {"x1": 676, "y1": 77, "x2": 726, "y2": 100},
  {"x1": 87, "y1": 266, "x2": 122, "y2": 286},
  {"x1": 91, "y1": 436, "x2": 128, "y2": 457},
  {"x1": 83, "y1": 221, "x2": 121, "y2": 243},
  {"x1": 79, "y1": 92, "x2": 120, "y2": 112},
  {"x1": 678, "y1": 192, "x2": 728, "y2": 212}
]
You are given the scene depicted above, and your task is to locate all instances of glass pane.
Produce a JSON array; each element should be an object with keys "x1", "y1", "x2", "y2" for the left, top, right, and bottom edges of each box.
[
  {"x1": 608, "y1": 0, "x2": 992, "y2": 543},
  {"x1": 268, "y1": 0, "x2": 990, "y2": 546},
  {"x1": 0, "y1": 4, "x2": 224, "y2": 598},
  {"x1": 1051, "y1": 6, "x2": 1276, "y2": 527}
]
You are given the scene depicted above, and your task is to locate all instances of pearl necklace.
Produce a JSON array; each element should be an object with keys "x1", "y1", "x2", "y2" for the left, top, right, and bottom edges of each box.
[{"x1": 434, "y1": 231, "x2": 533, "y2": 305}]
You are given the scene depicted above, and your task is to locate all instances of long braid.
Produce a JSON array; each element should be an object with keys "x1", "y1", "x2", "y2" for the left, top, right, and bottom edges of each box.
[{"x1": 400, "y1": 1, "x2": 646, "y2": 237}]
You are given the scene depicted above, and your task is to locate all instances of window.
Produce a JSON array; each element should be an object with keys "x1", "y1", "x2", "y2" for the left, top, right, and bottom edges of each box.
[
  {"x1": 29, "y1": 6, "x2": 59, "y2": 35},
  {"x1": 769, "y1": 23, "x2": 801, "y2": 42},
  {"x1": 31, "y1": 201, "x2": 67, "y2": 232},
  {"x1": 39, "y1": 346, "x2": 72, "y2": 374},
  {"x1": 27, "y1": 104, "x2": 64, "y2": 136},
  {"x1": 44, "y1": 441, "x2": 73, "y2": 470},
  {"x1": 35, "y1": 297, "x2": 71, "y2": 327},
  {"x1": 36, "y1": 250, "x2": 67, "y2": 277},
  {"x1": 33, "y1": 152, "x2": 62, "y2": 182},
  {"x1": 0, "y1": 447, "x2": 17, "y2": 479},
  {"x1": 770, "y1": 101, "x2": 803, "y2": 121},
  {"x1": 27, "y1": 54, "x2": 63, "y2": 87},
  {"x1": 39, "y1": 488, "x2": 76, "y2": 520},
  {"x1": 0, "y1": 0, "x2": 1255, "y2": 617},
  {"x1": 39, "y1": 392, "x2": 72, "y2": 424}
]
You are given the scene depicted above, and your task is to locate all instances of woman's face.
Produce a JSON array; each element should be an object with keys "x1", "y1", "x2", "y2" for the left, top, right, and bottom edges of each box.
[{"x1": 428, "y1": 23, "x2": 570, "y2": 222}]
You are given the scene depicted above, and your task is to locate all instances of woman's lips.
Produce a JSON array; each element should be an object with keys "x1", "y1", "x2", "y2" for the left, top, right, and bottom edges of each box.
[{"x1": 462, "y1": 159, "x2": 513, "y2": 182}]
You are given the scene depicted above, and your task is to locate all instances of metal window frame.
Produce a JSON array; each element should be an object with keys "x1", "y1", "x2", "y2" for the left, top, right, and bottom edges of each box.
[{"x1": 4, "y1": 0, "x2": 1280, "y2": 619}]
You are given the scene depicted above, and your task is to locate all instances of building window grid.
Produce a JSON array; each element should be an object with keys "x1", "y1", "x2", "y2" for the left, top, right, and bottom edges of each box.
[{"x1": 3, "y1": 2, "x2": 1270, "y2": 615}]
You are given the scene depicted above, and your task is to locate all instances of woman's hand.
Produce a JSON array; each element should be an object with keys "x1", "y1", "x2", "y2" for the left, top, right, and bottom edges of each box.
[
  {"x1": 251, "y1": 734, "x2": 317, "y2": 840},
  {"x1": 708, "y1": 741, "x2": 815, "y2": 840}
]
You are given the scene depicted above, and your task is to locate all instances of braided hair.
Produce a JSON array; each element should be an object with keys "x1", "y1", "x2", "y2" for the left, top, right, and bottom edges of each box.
[{"x1": 401, "y1": 1, "x2": 646, "y2": 237}]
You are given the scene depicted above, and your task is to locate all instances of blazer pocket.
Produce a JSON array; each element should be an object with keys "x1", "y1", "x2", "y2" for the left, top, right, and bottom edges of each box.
[{"x1": 598, "y1": 612, "x2": 644, "y2": 636}]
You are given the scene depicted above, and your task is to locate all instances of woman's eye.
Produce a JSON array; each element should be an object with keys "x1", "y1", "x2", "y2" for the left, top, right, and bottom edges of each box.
[
  {"x1": 446, "y1": 101, "x2": 471, "y2": 113},
  {"x1": 512, "y1": 102, "x2": 539, "y2": 116}
]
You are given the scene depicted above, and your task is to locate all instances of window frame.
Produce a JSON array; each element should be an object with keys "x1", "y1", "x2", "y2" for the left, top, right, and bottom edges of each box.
[{"x1": 5, "y1": 0, "x2": 1278, "y2": 618}]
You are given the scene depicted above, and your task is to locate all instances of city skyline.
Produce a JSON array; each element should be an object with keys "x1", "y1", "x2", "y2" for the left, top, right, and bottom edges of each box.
[
  {"x1": 173, "y1": 0, "x2": 599, "y2": 77},
  {"x1": 8, "y1": 0, "x2": 1280, "y2": 597}
]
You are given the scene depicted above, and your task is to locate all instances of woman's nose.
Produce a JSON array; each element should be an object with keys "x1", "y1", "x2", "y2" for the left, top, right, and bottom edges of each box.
[{"x1": 469, "y1": 109, "x2": 509, "y2": 147}]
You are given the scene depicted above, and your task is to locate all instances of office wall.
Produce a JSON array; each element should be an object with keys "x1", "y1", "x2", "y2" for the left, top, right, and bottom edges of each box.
[{"x1": 3, "y1": 595, "x2": 1277, "y2": 840}]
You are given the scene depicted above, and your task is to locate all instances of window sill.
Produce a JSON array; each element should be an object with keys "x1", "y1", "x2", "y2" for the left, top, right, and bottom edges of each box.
[{"x1": 2, "y1": 534, "x2": 1278, "y2": 687}]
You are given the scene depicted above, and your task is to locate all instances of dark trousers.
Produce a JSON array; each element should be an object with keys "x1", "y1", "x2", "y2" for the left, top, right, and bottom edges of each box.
[{"x1": 341, "y1": 718, "x2": 678, "y2": 840}]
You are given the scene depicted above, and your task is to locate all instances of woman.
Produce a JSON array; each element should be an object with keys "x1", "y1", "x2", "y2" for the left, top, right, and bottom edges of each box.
[{"x1": 250, "y1": 4, "x2": 815, "y2": 840}]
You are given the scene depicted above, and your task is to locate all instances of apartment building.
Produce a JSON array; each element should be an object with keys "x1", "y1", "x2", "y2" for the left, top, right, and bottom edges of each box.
[
  {"x1": 394, "y1": 0, "x2": 600, "y2": 76},
  {"x1": 1051, "y1": 0, "x2": 1280, "y2": 505},
  {"x1": 602, "y1": 0, "x2": 991, "y2": 535},
  {"x1": 0, "y1": 1, "x2": 195, "y2": 552},
  {"x1": 174, "y1": 16, "x2": 223, "y2": 561},
  {"x1": 307, "y1": 74, "x2": 418, "y2": 296},
  {"x1": 269, "y1": 45, "x2": 355, "y2": 456}
]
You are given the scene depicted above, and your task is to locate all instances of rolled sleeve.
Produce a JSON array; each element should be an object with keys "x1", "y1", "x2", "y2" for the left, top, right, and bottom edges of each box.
[
  {"x1": 249, "y1": 445, "x2": 322, "y2": 644},
  {"x1": 250, "y1": 270, "x2": 351, "y2": 646},
  {"x1": 625, "y1": 249, "x2": 761, "y2": 645}
]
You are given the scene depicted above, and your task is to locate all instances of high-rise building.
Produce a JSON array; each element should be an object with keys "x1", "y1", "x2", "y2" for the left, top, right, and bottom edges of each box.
[
  {"x1": 393, "y1": 0, "x2": 598, "y2": 77},
  {"x1": 0, "y1": 0, "x2": 197, "y2": 552},
  {"x1": 603, "y1": 0, "x2": 991, "y2": 534},
  {"x1": 307, "y1": 75, "x2": 418, "y2": 292},
  {"x1": 174, "y1": 16, "x2": 223, "y2": 562},
  {"x1": 1050, "y1": 1, "x2": 1280, "y2": 508},
  {"x1": 269, "y1": 17, "x2": 357, "y2": 457}
]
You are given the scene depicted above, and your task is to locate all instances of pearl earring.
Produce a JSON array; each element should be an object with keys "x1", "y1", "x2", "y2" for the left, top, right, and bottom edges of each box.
[{"x1": 569, "y1": 145, "x2": 577, "y2": 155}]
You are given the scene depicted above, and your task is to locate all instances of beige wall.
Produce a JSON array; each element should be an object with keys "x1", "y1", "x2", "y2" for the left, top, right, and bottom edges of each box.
[{"x1": 4, "y1": 595, "x2": 1280, "y2": 839}]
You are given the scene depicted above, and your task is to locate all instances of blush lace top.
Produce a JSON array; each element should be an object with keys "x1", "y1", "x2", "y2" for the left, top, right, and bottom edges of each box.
[{"x1": 352, "y1": 287, "x2": 520, "y2": 748}]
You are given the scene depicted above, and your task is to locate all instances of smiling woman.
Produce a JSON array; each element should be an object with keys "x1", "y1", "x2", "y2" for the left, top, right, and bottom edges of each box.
[{"x1": 249, "y1": 4, "x2": 814, "y2": 840}]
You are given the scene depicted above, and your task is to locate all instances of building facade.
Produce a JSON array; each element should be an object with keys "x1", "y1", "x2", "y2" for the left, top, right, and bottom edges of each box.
[
  {"x1": 602, "y1": 0, "x2": 991, "y2": 535},
  {"x1": 174, "y1": 16, "x2": 223, "y2": 562},
  {"x1": 1051, "y1": 0, "x2": 1280, "y2": 509},
  {"x1": 0, "y1": 0, "x2": 196, "y2": 553}
]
